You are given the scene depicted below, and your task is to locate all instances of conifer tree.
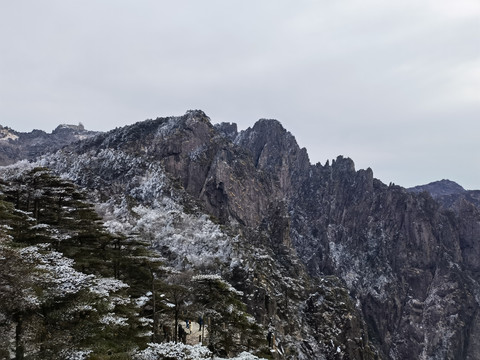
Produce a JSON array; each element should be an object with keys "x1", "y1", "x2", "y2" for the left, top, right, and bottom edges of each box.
[
  {"x1": 192, "y1": 275, "x2": 264, "y2": 357},
  {"x1": 0, "y1": 169, "x2": 164, "y2": 357}
]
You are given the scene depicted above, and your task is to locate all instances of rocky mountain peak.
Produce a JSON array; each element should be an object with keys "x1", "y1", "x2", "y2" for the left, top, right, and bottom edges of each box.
[
  {"x1": 409, "y1": 179, "x2": 466, "y2": 197},
  {"x1": 53, "y1": 123, "x2": 85, "y2": 133},
  {"x1": 331, "y1": 155, "x2": 356, "y2": 174},
  {"x1": 409, "y1": 179, "x2": 480, "y2": 212},
  {"x1": 237, "y1": 118, "x2": 292, "y2": 150},
  {"x1": 185, "y1": 109, "x2": 210, "y2": 121},
  {"x1": 251, "y1": 117, "x2": 284, "y2": 130},
  {"x1": 154, "y1": 110, "x2": 213, "y2": 138},
  {"x1": 235, "y1": 118, "x2": 310, "y2": 194},
  {"x1": 214, "y1": 122, "x2": 238, "y2": 141},
  {"x1": 172, "y1": 109, "x2": 212, "y2": 131},
  {"x1": 0, "y1": 126, "x2": 19, "y2": 142}
]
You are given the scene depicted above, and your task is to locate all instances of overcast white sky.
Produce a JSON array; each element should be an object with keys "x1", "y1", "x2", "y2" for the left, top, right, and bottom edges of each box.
[{"x1": 1, "y1": 1, "x2": 479, "y2": 189}]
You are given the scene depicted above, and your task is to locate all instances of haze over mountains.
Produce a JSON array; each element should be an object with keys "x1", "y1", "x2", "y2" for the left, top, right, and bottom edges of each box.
[{"x1": 1, "y1": 111, "x2": 479, "y2": 359}]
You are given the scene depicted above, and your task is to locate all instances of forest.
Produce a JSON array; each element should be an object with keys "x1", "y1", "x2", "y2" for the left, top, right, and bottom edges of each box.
[{"x1": 0, "y1": 166, "x2": 269, "y2": 359}]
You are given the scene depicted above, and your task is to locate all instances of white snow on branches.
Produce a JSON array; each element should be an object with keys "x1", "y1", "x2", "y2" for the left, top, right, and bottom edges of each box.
[
  {"x1": 134, "y1": 342, "x2": 266, "y2": 360},
  {"x1": 99, "y1": 313, "x2": 129, "y2": 327},
  {"x1": 134, "y1": 342, "x2": 211, "y2": 360},
  {"x1": 20, "y1": 246, "x2": 93, "y2": 298},
  {"x1": 90, "y1": 277, "x2": 129, "y2": 298}
]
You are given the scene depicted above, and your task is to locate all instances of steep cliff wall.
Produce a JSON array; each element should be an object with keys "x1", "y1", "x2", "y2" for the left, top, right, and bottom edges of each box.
[{"x1": 236, "y1": 119, "x2": 480, "y2": 359}]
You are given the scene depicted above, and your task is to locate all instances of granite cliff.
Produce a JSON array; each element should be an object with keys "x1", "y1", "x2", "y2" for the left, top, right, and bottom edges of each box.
[
  {"x1": 226, "y1": 115, "x2": 480, "y2": 359},
  {"x1": 2, "y1": 111, "x2": 479, "y2": 359}
]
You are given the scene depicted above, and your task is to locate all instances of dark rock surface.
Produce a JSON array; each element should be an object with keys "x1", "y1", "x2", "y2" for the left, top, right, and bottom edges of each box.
[{"x1": 236, "y1": 123, "x2": 480, "y2": 359}]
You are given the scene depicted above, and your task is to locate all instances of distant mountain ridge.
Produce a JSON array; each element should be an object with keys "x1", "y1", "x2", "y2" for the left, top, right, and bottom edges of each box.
[
  {"x1": 0, "y1": 123, "x2": 99, "y2": 166},
  {"x1": 409, "y1": 179, "x2": 466, "y2": 196},
  {"x1": 409, "y1": 179, "x2": 480, "y2": 210}
]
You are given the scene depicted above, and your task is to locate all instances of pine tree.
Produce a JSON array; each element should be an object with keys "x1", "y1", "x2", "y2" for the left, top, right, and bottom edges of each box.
[
  {"x1": 192, "y1": 275, "x2": 263, "y2": 357},
  {"x1": 0, "y1": 168, "x2": 166, "y2": 357}
]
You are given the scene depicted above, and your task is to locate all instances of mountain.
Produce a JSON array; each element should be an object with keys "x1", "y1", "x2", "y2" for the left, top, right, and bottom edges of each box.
[
  {"x1": 0, "y1": 123, "x2": 99, "y2": 166},
  {"x1": 409, "y1": 179, "x2": 480, "y2": 211},
  {"x1": 1, "y1": 110, "x2": 480, "y2": 359},
  {"x1": 409, "y1": 179, "x2": 467, "y2": 197}
]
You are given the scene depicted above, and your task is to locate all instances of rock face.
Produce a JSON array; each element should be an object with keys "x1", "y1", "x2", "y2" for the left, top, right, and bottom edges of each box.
[
  {"x1": 236, "y1": 126, "x2": 480, "y2": 359},
  {"x1": 0, "y1": 124, "x2": 98, "y2": 166},
  {"x1": 4, "y1": 111, "x2": 480, "y2": 359}
]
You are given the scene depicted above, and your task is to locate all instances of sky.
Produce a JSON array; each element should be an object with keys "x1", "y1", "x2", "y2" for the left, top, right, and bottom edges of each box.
[{"x1": 1, "y1": 1, "x2": 479, "y2": 189}]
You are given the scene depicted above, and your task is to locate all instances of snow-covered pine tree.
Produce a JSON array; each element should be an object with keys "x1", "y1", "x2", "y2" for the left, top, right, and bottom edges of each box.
[{"x1": 0, "y1": 167, "x2": 166, "y2": 357}]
